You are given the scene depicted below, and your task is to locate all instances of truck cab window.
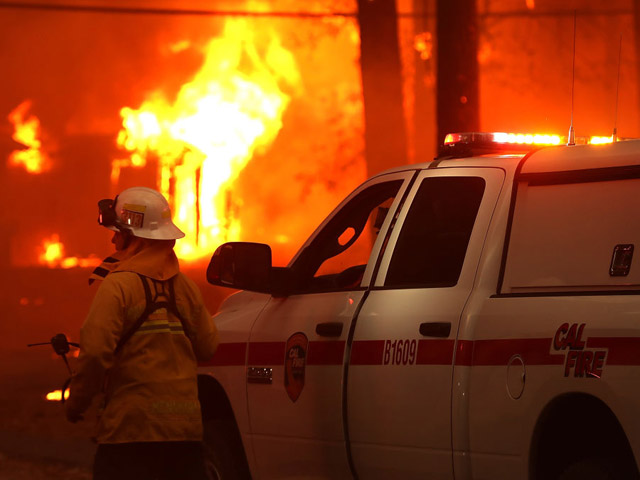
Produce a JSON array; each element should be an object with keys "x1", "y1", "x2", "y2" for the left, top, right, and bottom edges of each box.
[
  {"x1": 290, "y1": 180, "x2": 403, "y2": 293},
  {"x1": 384, "y1": 176, "x2": 485, "y2": 288}
]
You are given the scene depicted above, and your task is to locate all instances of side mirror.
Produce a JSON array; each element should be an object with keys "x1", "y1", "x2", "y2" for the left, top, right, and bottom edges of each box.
[{"x1": 207, "y1": 242, "x2": 273, "y2": 293}]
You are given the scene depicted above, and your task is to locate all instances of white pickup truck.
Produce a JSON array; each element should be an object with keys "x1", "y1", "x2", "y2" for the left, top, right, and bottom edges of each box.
[{"x1": 198, "y1": 133, "x2": 640, "y2": 480}]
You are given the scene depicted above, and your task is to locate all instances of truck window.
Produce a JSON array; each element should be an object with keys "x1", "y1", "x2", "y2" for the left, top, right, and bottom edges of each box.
[
  {"x1": 384, "y1": 176, "x2": 485, "y2": 288},
  {"x1": 501, "y1": 176, "x2": 640, "y2": 293},
  {"x1": 290, "y1": 180, "x2": 403, "y2": 293}
]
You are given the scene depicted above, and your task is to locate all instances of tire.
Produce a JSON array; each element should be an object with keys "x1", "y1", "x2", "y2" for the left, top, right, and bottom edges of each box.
[
  {"x1": 202, "y1": 418, "x2": 251, "y2": 480},
  {"x1": 558, "y1": 457, "x2": 626, "y2": 480}
]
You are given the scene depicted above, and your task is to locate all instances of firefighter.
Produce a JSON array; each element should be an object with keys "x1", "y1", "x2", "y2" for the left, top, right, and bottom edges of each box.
[{"x1": 65, "y1": 186, "x2": 219, "y2": 480}]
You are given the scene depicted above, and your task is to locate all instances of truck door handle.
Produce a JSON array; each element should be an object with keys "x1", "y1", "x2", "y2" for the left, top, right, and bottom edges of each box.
[
  {"x1": 419, "y1": 322, "x2": 451, "y2": 338},
  {"x1": 316, "y1": 322, "x2": 343, "y2": 337}
]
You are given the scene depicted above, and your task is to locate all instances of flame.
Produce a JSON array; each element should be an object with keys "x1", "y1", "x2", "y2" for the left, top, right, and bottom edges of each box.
[
  {"x1": 46, "y1": 389, "x2": 69, "y2": 401},
  {"x1": 7, "y1": 100, "x2": 51, "y2": 174},
  {"x1": 38, "y1": 234, "x2": 100, "y2": 269},
  {"x1": 116, "y1": 19, "x2": 300, "y2": 262}
]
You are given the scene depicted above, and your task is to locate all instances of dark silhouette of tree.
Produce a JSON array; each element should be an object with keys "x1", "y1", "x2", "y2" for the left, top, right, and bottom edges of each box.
[
  {"x1": 357, "y1": 0, "x2": 408, "y2": 175},
  {"x1": 437, "y1": 0, "x2": 479, "y2": 146}
]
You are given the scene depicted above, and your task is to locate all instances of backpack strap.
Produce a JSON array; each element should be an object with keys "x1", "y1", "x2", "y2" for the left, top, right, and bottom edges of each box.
[
  {"x1": 114, "y1": 273, "x2": 189, "y2": 355},
  {"x1": 166, "y1": 276, "x2": 189, "y2": 328}
]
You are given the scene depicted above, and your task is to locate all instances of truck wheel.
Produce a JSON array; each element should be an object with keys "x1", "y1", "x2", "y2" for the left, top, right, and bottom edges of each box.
[
  {"x1": 203, "y1": 418, "x2": 250, "y2": 480},
  {"x1": 558, "y1": 457, "x2": 623, "y2": 480}
]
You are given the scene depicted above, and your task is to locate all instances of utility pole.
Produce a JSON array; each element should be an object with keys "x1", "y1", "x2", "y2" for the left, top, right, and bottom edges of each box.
[
  {"x1": 357, "y1": 0, "x2": 408, "y2": 175},
  {"x1": 634, "y1": 0, "x2": 640, "y2": 121},
  {"x1": 436, "y1": 0, "x2": 479, "y2": 147}
]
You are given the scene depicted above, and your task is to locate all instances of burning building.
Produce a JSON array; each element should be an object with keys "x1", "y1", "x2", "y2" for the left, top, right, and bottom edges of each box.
[{"x1": 1, "y1": 1, "x2": 368, "y2": 274}]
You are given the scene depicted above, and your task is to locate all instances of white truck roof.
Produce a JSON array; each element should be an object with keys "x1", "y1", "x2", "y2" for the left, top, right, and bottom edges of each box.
[
  {"x1": 377, "y1": 138, "x2": 640, "y2": 179},
  {"x1": 521, "y1": 139, "x2": 640, "y2": 174}
]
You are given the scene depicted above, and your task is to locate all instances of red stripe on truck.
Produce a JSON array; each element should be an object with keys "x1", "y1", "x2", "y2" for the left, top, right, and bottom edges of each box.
[
  {"x1": 201, "y1": 337, "x2": 640, "y2": 368},
  {"x1": 198, "y1": 342, "x2": 246, "y2": 366},
  {"x1": 467, "y1": 338, "x2": 564, "y2": 366},
  {"x1": 248, "y1": 342, "x2": 286, "y2": 364},
  {"x1": 350, "y1": 339, "x2": 455, "y2": 365},
  {"x1": 587, "y1": 337, "x2": 640, "y2": 365},
  {"x1": 308, "y1": 341, "x2": 346, "y2": 365},
  {"x1": 416, "y1": 339, "x2": 455, "y2": 365},
  {"x1": 349, "y1": 340, "x2": 385, "y2": 365}
]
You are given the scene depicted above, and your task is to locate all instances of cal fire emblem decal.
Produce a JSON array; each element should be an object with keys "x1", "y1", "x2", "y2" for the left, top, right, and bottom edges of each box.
[
  {"x1": 285, "y1": 332, "x2": 308, "y2": 402},
  {"x1": 553, "y1": 323, "x2": 607, "y2": 378}
]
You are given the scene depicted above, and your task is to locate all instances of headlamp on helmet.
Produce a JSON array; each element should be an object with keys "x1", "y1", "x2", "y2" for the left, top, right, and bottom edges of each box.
[
  {"x1": 98, "y1": 197, "x2": 117, "y2": 226},
  {"x1": 98, "y1": 196, "x2": 129, "y2": 233}
]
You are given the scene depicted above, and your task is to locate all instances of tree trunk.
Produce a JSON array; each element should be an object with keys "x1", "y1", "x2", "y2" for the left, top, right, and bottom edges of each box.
[
  {"x1": 634, "y1": 0, "x2": 640, "y2": 122},
  {"x1": 357, "y1": 0, "x2": 408, "y2": 175},
  {"x1": 413, "y1": 0, "x2": 437, "y2": 161},
  {"x1": 436, "y1": 0, "x2": 480, "y2": 147}
]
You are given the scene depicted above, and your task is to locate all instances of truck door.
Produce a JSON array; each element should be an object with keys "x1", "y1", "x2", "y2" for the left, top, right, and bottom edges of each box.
[
  {"x1": 346, "y1": 168, "x2": 505, "y2": 479},
  {"x1": 245, "y1": 171, "x2": 416, "y2": 479}
]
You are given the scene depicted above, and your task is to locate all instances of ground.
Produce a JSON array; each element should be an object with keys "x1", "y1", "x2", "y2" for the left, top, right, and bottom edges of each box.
[
  {"x1": 0, "y1": 452, "x2": 92, "y2": 480},
  {"x1": 0, "y1": 349, "x2": 97, "y2": 477}
]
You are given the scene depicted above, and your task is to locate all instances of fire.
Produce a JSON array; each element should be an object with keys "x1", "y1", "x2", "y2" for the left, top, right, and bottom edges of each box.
[
  {"x1": 46, "y1": 389, "x2": 69, "y2": 401},
  {"x1": 116, "y1": 19, "x2": 300, "y2": 261},
  {"x1": 38, "y1": 234, "x2": 100, "y2": 269},
  {"x1": 7, "y1": 100, "x2": 51, "y2": 174}
]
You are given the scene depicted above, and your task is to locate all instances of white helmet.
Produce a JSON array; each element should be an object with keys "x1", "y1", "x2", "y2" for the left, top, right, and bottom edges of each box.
[{"x1": 98, "y1": 187, "x2": 185, "y2": 240}]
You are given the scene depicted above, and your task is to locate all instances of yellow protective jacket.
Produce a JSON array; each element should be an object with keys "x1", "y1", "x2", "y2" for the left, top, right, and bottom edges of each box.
[{"x1": 66, "y1": 239, "x2": 219, "y2": 444}]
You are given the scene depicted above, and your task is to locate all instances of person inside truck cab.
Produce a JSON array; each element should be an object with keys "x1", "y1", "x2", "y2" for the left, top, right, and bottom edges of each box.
[{"x1": 64, "y1": 186, "x2": 219, "y2": 480}]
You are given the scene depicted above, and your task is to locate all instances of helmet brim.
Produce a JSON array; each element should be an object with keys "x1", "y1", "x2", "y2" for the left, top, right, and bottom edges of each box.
[{"x1": 127, "y1": 223, "x2": 185, "y2": 240}]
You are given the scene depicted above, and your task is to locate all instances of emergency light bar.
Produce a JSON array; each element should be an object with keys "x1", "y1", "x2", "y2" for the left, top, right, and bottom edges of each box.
[
  {"x1": 444, "y1": 132, "x2": 562, "y2": 147},
  {"x1": 439, "y1": 131, "x2": 617, "y2": 158}
]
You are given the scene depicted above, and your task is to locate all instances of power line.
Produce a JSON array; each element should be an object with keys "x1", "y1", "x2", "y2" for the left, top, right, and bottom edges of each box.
[
  {"x1": 479, "y1": 7, "x2": 632, "y2": 19},
  {"x1": 0, "y1": 2, "x2": 357, "y2": 17}
]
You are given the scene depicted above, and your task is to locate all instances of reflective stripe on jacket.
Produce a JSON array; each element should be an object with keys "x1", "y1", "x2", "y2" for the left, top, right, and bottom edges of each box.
[{"x1": 66, "y1": 240, "x2": 219, "y2": 444}]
